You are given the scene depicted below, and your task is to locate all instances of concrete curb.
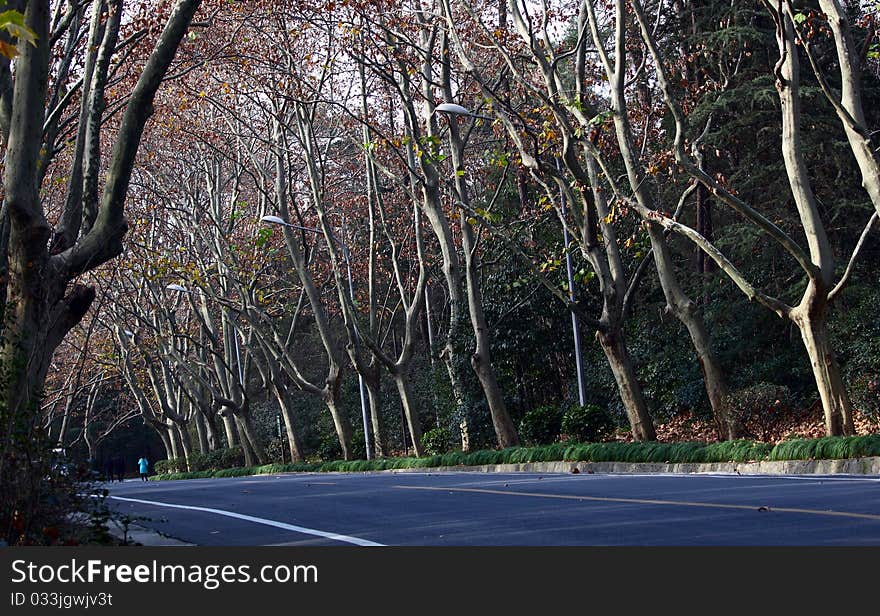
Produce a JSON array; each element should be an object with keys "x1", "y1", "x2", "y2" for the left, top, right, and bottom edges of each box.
[{"x1": 385, "y1": 456, "x2": 880, "y2": 476}]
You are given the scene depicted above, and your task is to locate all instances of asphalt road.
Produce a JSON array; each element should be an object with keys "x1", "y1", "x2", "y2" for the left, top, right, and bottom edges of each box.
[{"x1": 105, "y1": 471, "x2": 880, "y2": 546}]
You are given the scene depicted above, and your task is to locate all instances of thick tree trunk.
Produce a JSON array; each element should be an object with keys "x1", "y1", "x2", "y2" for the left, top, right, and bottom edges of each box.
[
  {"x1": 221, "y1": 411, "x2": 239, "y2": 448},
  {"x1": 234, "y1": 413, "x2": 265, "y2": 466},
  {"x1": 596, "y1": 329, "x2": 656, "y2": 441},
  {"x1": 363, "y1": 364, "x2": 387, "y2": 457},
  {"x1": 194, "y1": 412, "x2": 210, "y2": 454},
  {"x1": 392, "y1": 371, "x2": 425, "y2": 456},
  {"x1": 816, "y1": 0, "x2": 880, "y2": 218},
  {"x1": 791, "y1": 287, "x2": 855, "y2": 437},
  {"x1": 168, "y1": 424, "x2": 181, "y2": 459},
  {"x1": 155, "y1": 429, "x2": 171, "y2": 460},
  {"x1": 202, "y1": 411, "x2": 219, "y2": 451},
  {"x1": 146, "y1": 419, "x2": 172, "y2": 460},
  {"x1": 233, "y1": 416, "x2": 254, "y2": 466},
  {"x1": 597, "y1": 0, "x2": 734, "y2": 442},
  {"x1": 324, "y1": 394, "x2": 353, "y2": 461},
  {"x1": 646, "y1": 226, "x2": 738, "y2": 440},
  {"x1": 175, "y1": 422, "x2": 192, "y2": 471},
  {"x1": 460, "y1": 216, "x2": 519, "y2": 448},
  {"x1": 444, "y1": 78, "x2": 518, "y2": 447},
  {"x1": 470, "y1": 346, "x2": 518, "y2": 448},
  {"x1": 273, "y1": 384, "x2": 305, "y2": 464}
]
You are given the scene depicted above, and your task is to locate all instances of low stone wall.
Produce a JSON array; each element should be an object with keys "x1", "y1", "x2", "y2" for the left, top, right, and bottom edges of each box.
[{"x1": 388, "y1": 456, "x2": 880, "y2": 476}]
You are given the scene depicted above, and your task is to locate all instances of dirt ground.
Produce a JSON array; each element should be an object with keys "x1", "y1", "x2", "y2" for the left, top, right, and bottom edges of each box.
[{"x1": 644, "y1": 407, "x2": 880, "y2": 444}]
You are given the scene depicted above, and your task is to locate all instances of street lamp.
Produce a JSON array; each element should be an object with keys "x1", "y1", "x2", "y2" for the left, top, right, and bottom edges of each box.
[
  {"x1": 260, "y1": 215, "x2": 373, "y2": 460},
  {"x1": 435, "y1": 104, "x2": 587, "y2": 406},
  {"x1": 433, "y1": 102, "x2": 492, "y2": 120}
]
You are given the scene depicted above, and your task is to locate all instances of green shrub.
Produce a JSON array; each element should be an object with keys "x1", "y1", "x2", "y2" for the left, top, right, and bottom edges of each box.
[
  {"x1": 154, "y1": 457, "x2": 186, "y2": 475},
  {"x1": 769, "y1": 434, "x2": 880, "y2": 461},
  {"x1": 421, "y1": 427, "x2": 454, "y2": 455},
  {"x1": 726, "y1": 383, "x2": 791, "y2": 440},
  {"x1": 154, "y1": 448, "x2": 246, "y2": 474},
  {"x1": 518, "y1": 405, "x2": 563, "y2": 445},
  {"x1": 317, "y1": 433, "x2": 342, "y2": 461},
  {"x1": 148, "y1": 434, "x2": 880, "y2": 482},
  {"x1": 561, "y1": 405, "x2": 615, "y2": 443},
  {"x1": 213, "y1": 466, "x2": 259, "y2": 478},
  {"x1": 217, "y1": 447, "x2": 245, "y2": 469},
  {"x1": 851, "y1": 374, "x2": 880, "y2": 422}
]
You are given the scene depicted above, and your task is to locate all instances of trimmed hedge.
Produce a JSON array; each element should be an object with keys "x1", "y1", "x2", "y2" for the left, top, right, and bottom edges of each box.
[{"x1": 149, "y1": 434, "x2": 880, "y2": 481}]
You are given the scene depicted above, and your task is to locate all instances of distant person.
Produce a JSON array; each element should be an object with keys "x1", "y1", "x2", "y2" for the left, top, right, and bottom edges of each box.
[
  {"x1": 113, "y1": 456, "x2": 125, "y2": 482},
  {"x1": 137, "y1": 456, "x2": 149, "y2": 482},
  {"x1": 103, "y1": 458, "x2": 114, "y2": 482}
]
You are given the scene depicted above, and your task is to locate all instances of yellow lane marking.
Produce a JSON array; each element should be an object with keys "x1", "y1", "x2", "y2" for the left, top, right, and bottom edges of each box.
[{"x1": 394, "y1": 485, "x2": 880, "y2": 522}]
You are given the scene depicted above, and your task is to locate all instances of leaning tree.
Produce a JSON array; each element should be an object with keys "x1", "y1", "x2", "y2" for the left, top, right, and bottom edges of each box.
[{"x1": 0, "y1": 0, "x2": 203, "y2": 448}]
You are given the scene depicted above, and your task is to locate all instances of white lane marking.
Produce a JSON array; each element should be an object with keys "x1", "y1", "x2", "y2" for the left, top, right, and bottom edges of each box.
[{"x1": 109, "y1": 495, "x2": 384, "y2": 546}]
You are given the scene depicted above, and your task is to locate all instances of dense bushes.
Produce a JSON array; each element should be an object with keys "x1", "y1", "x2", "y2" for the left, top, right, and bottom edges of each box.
[
  {"x1": 515, "y1": 404, "x2": 617, "y2": 445},
  {"x1": 153, "y1": 447, "x2": 245, "y2": 475},
  {"x1": 421, "y1": 427, "x2": 453, "y2": 455},
  {"x1": 518, "y1": 406, "x2": 563, "y2": 445},
  {"x1": 726, "y1": 384, "x2": 792, "y2": 440},
  {"x1": 562, "y1": 405, "x2": 615, "y2": 443}
]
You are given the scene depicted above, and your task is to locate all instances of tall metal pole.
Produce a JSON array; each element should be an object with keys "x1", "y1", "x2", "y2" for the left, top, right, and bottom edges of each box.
[
  {"x1": 340, "y1": 221, "x2": 372, "y2": 461},
  {"x1": 557, "y1": 159, "x2": 587, "y2": 406}
]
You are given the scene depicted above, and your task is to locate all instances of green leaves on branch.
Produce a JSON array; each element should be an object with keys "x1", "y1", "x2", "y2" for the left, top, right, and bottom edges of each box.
[
  {"x1": 255, "y1": 226, "x2": 273, "y2": 248},
  {"x1": 0, "y1": 9, "x2": 37, "y2": 60}
]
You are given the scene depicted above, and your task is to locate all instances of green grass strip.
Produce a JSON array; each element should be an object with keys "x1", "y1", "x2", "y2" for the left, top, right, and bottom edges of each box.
[{"x1": 149, "y1": 434, "x2": 880, "y2": 481}]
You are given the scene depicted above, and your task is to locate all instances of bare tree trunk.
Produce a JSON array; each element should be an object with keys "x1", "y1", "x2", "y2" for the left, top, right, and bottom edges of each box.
[
  {"x1": 324, "y1": 394, "x2": 353, "y2": 461},
  {"x1": 363, "y1": 363, "x2": 387, "y2": 457},
  {"x1": 221, "y1": 412, "x2": 239, "y2": 448},
  {"x1": 392, "y1": 371, "x2": 425, "y2": 456},
  {"x1": 155, "y1": 428, "x2": 171, "y2": 460},
  {"x1": 194, "y1": 412, "x2": 209, "y2": 454},
  {"x1": 647, "y1": 227, "x2": 739, "y2": 439},
  {"x1": 442, "y1": 39, "x2": 518, "y2": 448},
  {"x1": 597, "y1": 0, "x2": 734, "y2": 440},
  {"x1": 202, "y1": 410, "x2": 219, "y2": 451},
  {"x1": 791, "y1": 284, "x2": 855, "y2": 436},
  {"x1": 597, "y1": 329, "x2": 655, "y2": 441},
  {"x1": 234, "y1": 413, "x2": 265, "y2": 466},
  {"x1": 274, "y1": 386, "x2": 305, "y2": 463},
  {"x1": 175, "y1": 422, "x2": 192, "y2": 471},
  {"x1": 168, "y1": 424, "x2": 181, "y2": 460},
  {"x1": 0, "y1": 1, "x2": 202, "y2": 472},
  {"x1": 815, "y1": 0, "x2": 880, "y2": 217},
  {"x1": 459, "y1": 212, "x2": 519, "y2": 448}
]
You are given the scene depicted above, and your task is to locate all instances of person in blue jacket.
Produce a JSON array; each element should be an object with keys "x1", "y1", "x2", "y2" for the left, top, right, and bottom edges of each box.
[{"x1": 137, "y1": 455, "x2": 149, "y2": 481}]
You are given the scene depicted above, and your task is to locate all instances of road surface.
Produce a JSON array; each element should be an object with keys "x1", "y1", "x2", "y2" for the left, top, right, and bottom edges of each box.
[{"x1": 105, "y1": 471, "x2": 880, "y2": 546}]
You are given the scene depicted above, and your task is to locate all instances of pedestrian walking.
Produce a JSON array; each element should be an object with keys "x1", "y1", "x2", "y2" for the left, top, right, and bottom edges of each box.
[{"x1": 137, "y1": 455, "x2": 149, "y2": 482}]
